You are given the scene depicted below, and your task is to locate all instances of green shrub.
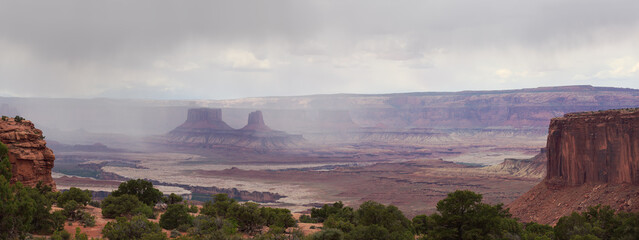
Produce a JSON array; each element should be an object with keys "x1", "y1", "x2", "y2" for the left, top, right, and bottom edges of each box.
[
  {"x1": 324, "y1": 215, "x2": 355, "y2": 233},
  {"x1": 311, "y1": 201, "x2": 353, "y2": 223},
  {"x1": 51, "y1": 229, "x2": 71, "y2": 240},
  {"x1": 0, "y1": 149, "x2": 58, "y2": 237},
  {"x1": 553, "y1": 205, "x2": 639, "y2": 240},
  {"x1": 134, "y1": 204, "x2": 156, "y2": 219},
  {"x1": 102, "y1": 215, "x2": 165, "y2": 240},
  {"x1": 176, "y1": 223, "x2": 191, "y2": 232},
  {"x1": 170, "y1": 229, "x2": 180, "y2": 238},
  {"x1": 228, "y1": 202, "x2": 265, "y2": 234},
  {"x1": 523, "y1": 222, "x2": 554, "y2": 240},
  {"x1": 101, "y1": 194, "x2": 154, "y2": 219},
  {"x1": 260, "y1": 207, "x2": 296, "y2": 228},
  {"x1": 1, "y1": 116, "x2": 7, "y2": 121},
  {"x1": 299, "y1": 214, "x2": 318, "y2": 223},
  {"x1": 165, "y1": 193, "x2": 183, "y2": 205},
  {"x1": 412, "y1": 214, "x2": 435, "y2": 235},
  {"x1": 353, "y1": 201, "x2": 413, "y2": 239},
  {"x1": 188, "y1": 204, "x2": 199, "y2": 213},
  {"x1": 74, "y1": 227, "x2": 88, "y2": 240},
  {"x1": 79, "y1": 211, "x2": 96, "y2": 227},
  {"x1": 112, "y1": 179, "x2": 164, "y2": 206},
  {"x1": 14, "y1": 115, "x2": 24, "y2": 122},
  {"x1": 201, "y1": 193, "x2": 238, "y2": 218},
  {"x1": 188, "y1": 215, "x2": 238, "y2": 237},
  {"x1": 347, "y1": 225, "x2": 391, "y2": 240},
  {"x1": 139, "y1": 231, "x2": 169, "y2": 240},
  {"x1": 89, "y1": 200, "x2": 101, "y2": 208},
  {"x1": 0, "y1": 142, "x2": 11, "y2": 180},
  {"x1": 159, "y1": 204, "x2": 193, "y2": 230},
  {"x1": 62, "y1": 200, "x2": 81, "y2": 220},
  {"x1": 58, "y1": 187, "x2": 92, "y2": 206},
  {"x1": 310, "y1": 228, "x2": 344, "y2": 240},
  {"x1": 51, "y1": 210, "x2": 67, "y2": 231}
]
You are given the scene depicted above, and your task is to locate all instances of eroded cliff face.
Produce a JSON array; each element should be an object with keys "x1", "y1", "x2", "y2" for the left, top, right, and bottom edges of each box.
[
  {"x1": 508, "y1": 109, "x2": 639, "y2": 224},
  {"x1": 483, "y1": 148, "x2": 546, "y2": 179},
  {"x1": 546, "y1": 110, "x2": 639, "y2": 186},
  {"x1": 0, "y1": 118, "x2": 56, "y2": 189}
]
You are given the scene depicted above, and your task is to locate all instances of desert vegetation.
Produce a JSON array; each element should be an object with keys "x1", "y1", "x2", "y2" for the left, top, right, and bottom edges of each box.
[
  {"x1": 1, "y1": 143, "x2": 99, "y2": 240},
  {"x1": 304, "y1": 190, "x2": 639, "y2": 240}
]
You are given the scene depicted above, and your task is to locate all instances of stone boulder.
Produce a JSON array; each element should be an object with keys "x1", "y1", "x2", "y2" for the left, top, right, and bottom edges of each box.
[{"x1": 0, "y1": 118, "x2": 56, "y2": 190}]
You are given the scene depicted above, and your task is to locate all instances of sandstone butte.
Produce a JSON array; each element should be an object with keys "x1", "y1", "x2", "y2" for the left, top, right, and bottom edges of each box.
[
  {"x1": 0, "y1": 118, "x2": 56, "y2": 190},
  {"x1": 508, "y1": 109, "x2": 639, "y2": 224},
  {"x1": 167, "y1": 108, "x2": 303, "y2": 150},
  {"x1": 240, "y1": 110, "x2": 273, "y2": 132}
]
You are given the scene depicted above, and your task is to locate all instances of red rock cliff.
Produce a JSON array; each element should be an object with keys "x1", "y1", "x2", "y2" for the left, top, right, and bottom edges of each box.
[
  {"x1": 508, "y1": 109, "x2": 639, "y2": 224},
  {"x1": 0, "y1": 118, "x2": 56, "y2": 190},
  {"x1": 546, "y1": 110, "x2": 639, "y2": 186}
]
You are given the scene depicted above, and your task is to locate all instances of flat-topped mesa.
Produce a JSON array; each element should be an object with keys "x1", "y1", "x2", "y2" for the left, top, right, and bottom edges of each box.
[
  {"x1": 167, "y1": 108, "x2": 304, "y2": 150},
  {"x1": 546, "y1": 109, "x2": 639, "y2": 186},
  {"x1": 0, "y1": 118, "x2": 56, "y2": 190},
  {"x1": 176, "y1": 108, "x2": 233, "y2": 130},
  {"x1": 508, "y1": 108, "x2": 639, "y2": 224},
  {"x1": 241, "y1": 111, "x2": 272, "y2": 132}
]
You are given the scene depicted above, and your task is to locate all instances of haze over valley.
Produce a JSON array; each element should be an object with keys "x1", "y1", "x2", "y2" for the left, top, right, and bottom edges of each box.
[
  {"x1": 2, "y1": 1, "x2": 639, "y2": 239},
  {"x1": 2, "y1": 85, "x2": 638, "y2": 217}
]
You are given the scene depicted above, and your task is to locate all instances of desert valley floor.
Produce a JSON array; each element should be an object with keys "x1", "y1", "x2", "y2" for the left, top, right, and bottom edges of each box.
[{"x1": 52, "y1": 132, "x2": 545, "y2": 217}]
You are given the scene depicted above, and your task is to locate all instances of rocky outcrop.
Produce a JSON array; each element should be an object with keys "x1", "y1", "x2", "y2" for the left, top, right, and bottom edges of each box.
[
  {"x1": 546, "y1": 110, "x2": 639, "y2": 186},
  {"x1": 174, "y1": 108, "x2": 233, "y2": 131},
  {"x1": 241, "y1": 111, "x2": 272, "y2": 131},
  {"x1": 483, "y1": 148, "x2": 546, "y2": 179},
  {"x1": 508, "y1": 109, "x2": 639, "y2": 224},
  {"x1": 0, "y1": 118, "x2": 56, "y2": 189},
  {"x1": 167, "y1": 108, "x2": 303, "y2": 150}
]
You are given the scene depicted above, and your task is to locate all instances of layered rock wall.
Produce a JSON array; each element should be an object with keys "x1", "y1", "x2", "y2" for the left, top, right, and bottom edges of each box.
[
  {"x1": 546, "y1": 110, "x2": 639, "y2": 186},
  {"x1": 0, "y1": 118, "x2": 56, "y2": 189},
  {"x1": 508, "y1": 109, "x2": 639, "y2": 224}
]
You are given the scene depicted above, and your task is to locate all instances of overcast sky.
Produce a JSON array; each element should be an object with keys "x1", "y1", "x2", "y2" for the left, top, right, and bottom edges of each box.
[{"x1": 1, "y1": 0, "x2": 638, "y2": 99}]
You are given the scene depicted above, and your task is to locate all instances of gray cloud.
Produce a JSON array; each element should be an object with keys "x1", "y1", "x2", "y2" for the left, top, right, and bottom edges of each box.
[{"x1": 1, "y1": 0, "x2": 638, "y2": 99}]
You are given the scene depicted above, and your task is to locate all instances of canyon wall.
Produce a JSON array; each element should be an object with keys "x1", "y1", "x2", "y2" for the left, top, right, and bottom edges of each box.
[
  {"x1": 508, "y1": 109, "x2": 639, "y2": 224},
  {"x1": 3, "y1": 86, "x2": 639, "y2": 140},
  {"x1": 546, "y1": 110, "x2": 639, "y2": 186},
  {"x1": 0, "y1": 118, "x2": 56, "y2": 189}
]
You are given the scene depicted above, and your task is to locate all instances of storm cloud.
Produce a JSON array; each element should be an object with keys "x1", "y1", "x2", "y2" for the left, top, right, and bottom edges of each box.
[{"x1": 1, "y1": 0, "x2": 638, "y2": 99}]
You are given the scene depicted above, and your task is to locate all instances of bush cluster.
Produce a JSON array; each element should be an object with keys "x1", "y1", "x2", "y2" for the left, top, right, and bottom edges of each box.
[{"x1": 0, "y1": 142, "x2": 68, "y2": 239}]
